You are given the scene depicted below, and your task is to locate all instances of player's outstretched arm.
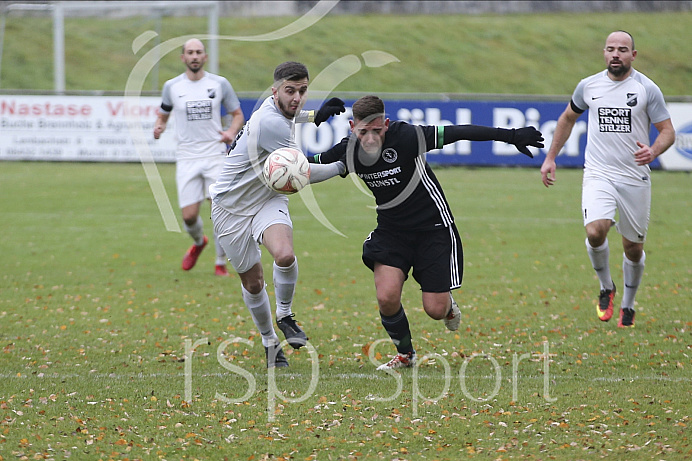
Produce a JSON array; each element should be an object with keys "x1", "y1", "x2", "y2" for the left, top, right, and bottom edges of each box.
[
  {"x1": 308, "y1": 162, "x2": 346, "y2": 184},
  {"x1": 307, "y1": 139, "x2": 347, "y2": 164},
  {"x1": 442, "y1": 125, "x2": 544, "y2": 158},
  {"x1": 503, "y1": 127, "x2": 545, "y2": 158}
]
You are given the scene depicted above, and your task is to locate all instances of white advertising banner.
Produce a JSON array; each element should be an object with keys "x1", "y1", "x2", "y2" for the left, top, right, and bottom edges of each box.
[{"x1": 0, "y1": 95, "x2": 178, "y2": 162}]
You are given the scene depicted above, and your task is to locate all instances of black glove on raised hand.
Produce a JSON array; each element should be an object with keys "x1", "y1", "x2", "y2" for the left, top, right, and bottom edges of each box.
[
  {"x1": 314, "y1": 97, "x2": 345, "y2": 126},
  {"x1": 508, "y1": 126, "x2": 544, "y2": 158}
]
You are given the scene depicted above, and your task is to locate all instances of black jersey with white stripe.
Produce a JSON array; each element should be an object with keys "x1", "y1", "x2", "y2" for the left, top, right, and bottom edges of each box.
[{"x1": 318, "y1": 121, "x2": 454, "y2": 231}]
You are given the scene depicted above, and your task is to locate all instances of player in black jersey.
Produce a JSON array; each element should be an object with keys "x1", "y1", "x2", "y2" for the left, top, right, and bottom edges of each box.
[{"x1": 309, "y1": 95, "x2": 544, "y2": 370}]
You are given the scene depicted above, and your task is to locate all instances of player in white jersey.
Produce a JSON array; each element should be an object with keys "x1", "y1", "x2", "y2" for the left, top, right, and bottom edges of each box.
[
  {"x1": 153, "y1": 38, "x2": 245, "y2": 276},
  {"x1": 210, "y1": 61, "x2": 346, "y2": 368},
  {"x1": 540, "y1": 31, "x2": 675, "y2": 327}
]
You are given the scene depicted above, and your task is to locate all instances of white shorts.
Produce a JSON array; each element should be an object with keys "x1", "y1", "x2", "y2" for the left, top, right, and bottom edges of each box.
[
  {"x1": 211, "y1": 195, "x2": 292, "y2": 274},
  {"x1": 581, "y1": 177, "x2": 651, "y2": 243},
  {"x1": 176, "y1": 156, "x2": 224, "y2": 209}
]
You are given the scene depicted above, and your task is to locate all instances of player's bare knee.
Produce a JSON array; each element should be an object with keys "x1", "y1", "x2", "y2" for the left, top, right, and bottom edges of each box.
[
  {"x1": 623, "y1": 242, "x2": 644, "y2": 262},
  {"x1": 182, "y1": 214, "x2": 198, "y2": 226},
  {"x1": 376, "y1": 295, "x2": 401, "y2": 315},
  {"x1": 423, "y1": 302, "x2": 447, "y2": 320},
  {"x1": 274, "y1": 253, "x2": 296, "y2": 268},
  {"x1": 239, "y1": 267, "x2": 265, "y2": 294},
  {"x1": 242, "y1": 278, "x2": 265, "y2": 294},
  {"x1": 585, "y1": 226, "x2": 607, "y2": 246}
]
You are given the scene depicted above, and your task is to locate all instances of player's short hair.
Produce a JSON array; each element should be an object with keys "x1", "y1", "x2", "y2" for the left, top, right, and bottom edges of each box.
[
  {"x1": 273, "y1": 61, "x2": 309, "y2": 83},
  {"x1": 609, "y1": 30, "x2": 635, "y2": 51},
  {"x1": 352, "y1": 95, "x2": 385, "y2": 123},
  {"x1": 182, "y1": 39, "x2": 205, "y2": 54},
  {"x1": 616, "y1": 30, "x2": 635, "y2": 51}
]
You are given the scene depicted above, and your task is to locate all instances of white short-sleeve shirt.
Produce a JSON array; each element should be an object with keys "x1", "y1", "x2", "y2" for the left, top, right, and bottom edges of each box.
[
  {"x1": 210, "y1": 95, "x2": 299, "y2": 216},
  {"x1": 160, "y1": 71, "x2": 241, "y2": 161},
  {"x1": 571, "y1": 68, "x2": 671, "y2": 185}
]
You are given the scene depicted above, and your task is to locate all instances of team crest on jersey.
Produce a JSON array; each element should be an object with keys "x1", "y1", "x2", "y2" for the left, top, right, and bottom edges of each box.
[
  {"x1": 382, "y1": 148, "x2": 398, "y2": 163},
  {"x1": 626, "y1": 93, "x2": 637, "y2": 107},
  {"x1": 207, "y1": 88, "x2": 216, "y2": 99}
]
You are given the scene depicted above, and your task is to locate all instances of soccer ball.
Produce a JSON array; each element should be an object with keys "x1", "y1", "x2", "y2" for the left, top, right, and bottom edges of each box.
[{"x1": 262, "y1": 147, "x2": 311, "y2": 194}]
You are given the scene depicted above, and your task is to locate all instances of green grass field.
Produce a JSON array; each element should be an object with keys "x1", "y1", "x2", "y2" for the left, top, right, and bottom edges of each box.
[
  {"x1": 2, "y1": 5, "x2": 691, "y2": 460},
  {"x1": 1, "y1": 161, "x2": 690, "y2": 460}
]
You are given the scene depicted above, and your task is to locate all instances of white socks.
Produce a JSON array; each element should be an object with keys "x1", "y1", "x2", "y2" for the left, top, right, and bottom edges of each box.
[
  {"x1": 586, "y1": 237, "x2": 646, "y2": 309},
  {"x1": 273, "y1": 258, "x2": 298, "y2": 320},
  {"x1": 586, "y1": 238, "x2": 613, "y2": 291},
  {"x1": 240, "y1": 258, "x2": 299, "y2": 347},
  {"x1": 184, "y1": 215, "x2": 205, "y2": 246},
  {"x1": 622, "y1": 252, "x2": 645, "y2": 310},
  {"x1": 241, "y1": 285, "x2": 279, "y2": 347}
]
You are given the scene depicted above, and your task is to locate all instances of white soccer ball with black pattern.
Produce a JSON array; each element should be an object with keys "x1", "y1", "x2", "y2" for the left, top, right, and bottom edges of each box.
[{"x1": 262, "y1": 147, "x2": 311, "y2": 194}]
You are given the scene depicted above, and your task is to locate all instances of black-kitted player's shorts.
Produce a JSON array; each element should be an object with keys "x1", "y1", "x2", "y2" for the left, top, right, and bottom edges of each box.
[{"x1": 362, "y1": 224, "x2": 463, "y2": 292}]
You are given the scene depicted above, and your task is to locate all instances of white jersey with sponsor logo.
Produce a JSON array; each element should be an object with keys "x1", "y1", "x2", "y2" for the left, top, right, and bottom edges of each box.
[
  {"x1": 160, "y1": 71, "x2": 241, "y2": 161},
  {"x1": 210, "y1": 95, "x2": 299, "y2": 216},
  {"x1": 572, "y1": 68, "x2": 670, "y2": 185}
]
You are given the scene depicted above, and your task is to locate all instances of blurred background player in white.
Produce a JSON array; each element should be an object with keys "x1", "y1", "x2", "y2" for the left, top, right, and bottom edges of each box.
[
  {"x1": 540, "y1": 30, "x2": 675, "y2": 328},
  {"x1": 153, "y1": 38, "x2": 245, "y2": 276},
  {"x1": 210, "y1": 61, "x2": 345, "y2": 367}
]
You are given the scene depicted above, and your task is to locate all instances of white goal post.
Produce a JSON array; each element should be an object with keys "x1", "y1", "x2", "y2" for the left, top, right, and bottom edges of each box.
[{"x1": 0, "y1": 1, "x2": 220, "y2": 92}]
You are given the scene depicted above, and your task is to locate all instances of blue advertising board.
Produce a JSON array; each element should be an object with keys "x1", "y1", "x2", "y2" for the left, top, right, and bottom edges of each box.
[
  {"x1": 236, "y1": 98, "x2": 664, "y2": 169},
  {"x1": 0, "y1": 95, "x2": 573, "y2": 165},
  {"x1": 1, "y1": 94, "x2": 673, "y2": 166}
]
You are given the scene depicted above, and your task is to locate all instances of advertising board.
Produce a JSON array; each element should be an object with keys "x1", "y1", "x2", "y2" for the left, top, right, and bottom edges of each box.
[{"x1": 1, "y1": 95, "x2": 690, "y2": 170}]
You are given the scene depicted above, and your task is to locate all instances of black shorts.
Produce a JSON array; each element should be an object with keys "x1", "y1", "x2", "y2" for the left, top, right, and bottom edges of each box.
[{"x1": 362, "y1": 224, "x2": 463, "y2": 293}]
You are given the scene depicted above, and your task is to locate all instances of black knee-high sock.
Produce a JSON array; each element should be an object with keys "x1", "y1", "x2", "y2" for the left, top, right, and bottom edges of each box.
[{"x1": 380, "y1": 306, "x2": 414, "y2": 355}]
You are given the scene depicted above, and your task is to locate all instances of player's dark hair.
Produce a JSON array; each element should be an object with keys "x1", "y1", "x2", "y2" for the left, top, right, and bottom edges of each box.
[
  {"x1": 352, "y1": 95, "x2": 385, "y2": 123},
  {"x1": 274, "y1": 61, "x2": 309, "y2": 82}
]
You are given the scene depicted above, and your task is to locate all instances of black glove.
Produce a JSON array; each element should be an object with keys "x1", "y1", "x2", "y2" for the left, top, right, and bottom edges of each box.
[
  {"x1": 314, "y1": 97, "x2": 345, "y2": 126},
  {"x1": 508, "y1": 126, "x2": 544, "y2": 158}
]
